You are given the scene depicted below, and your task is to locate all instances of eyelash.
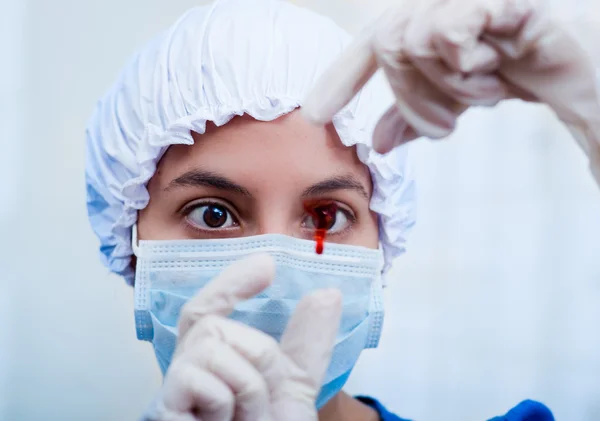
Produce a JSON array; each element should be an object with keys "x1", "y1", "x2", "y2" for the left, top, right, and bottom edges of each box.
[
  {"x1": 179, "y1": 199, "x2": 357, "y2": 238},
  {"x1": 180, "y1": 199, "x2": 241, "y2": 234},
  {"x1": 301, "y1": 203, "x2": 356, "y2": 236}
]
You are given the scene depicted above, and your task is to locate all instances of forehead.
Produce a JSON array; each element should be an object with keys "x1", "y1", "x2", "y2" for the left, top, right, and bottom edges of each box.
[{"x1": 155, "y1": 111, "x2": 372, "y2": 192}]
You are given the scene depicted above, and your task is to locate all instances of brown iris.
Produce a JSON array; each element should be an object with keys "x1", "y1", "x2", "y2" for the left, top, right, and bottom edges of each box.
[{"x1": 202, "y1": 204, "x2": 228, "y2": 228}]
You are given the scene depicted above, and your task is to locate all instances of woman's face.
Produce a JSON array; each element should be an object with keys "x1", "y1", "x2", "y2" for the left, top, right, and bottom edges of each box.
[{"x1": 138, "y1": 110, "x2": 379, "y2": 249}]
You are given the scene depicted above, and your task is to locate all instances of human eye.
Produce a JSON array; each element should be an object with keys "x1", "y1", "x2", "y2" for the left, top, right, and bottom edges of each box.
[
  {"x1": 302, "y1": 201, "x2": 355, "y2": 235},
  {"x1": 183, "y1": 200, "x2": 239, "y2": 232}
]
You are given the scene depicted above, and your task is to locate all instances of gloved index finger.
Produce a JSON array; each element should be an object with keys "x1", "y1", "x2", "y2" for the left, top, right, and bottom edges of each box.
[
  {"x1": 279, "y1": 289, "x2": 342, "y2": 390},
  {"x1": 178, "y1": 253, "x2": 275, "y2": 339},
  {"x1": 302, "y1": 33, "x2": 378, "y2": 125}
]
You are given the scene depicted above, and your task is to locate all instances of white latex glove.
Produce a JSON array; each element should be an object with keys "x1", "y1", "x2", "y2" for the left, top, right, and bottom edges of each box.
[
  {"x1": 142, "y1": 254, "x2": 342, "y2": 421},
  {"x1": 302, "y1": 0, "x2": 600, "y2": 187}
]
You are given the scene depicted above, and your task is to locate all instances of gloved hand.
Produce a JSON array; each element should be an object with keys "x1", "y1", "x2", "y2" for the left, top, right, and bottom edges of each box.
[
  {"x1": 302, "y1": 0, "x2": 600, "y2": 187},
  {"x1": 142, "y1": 254, "x2": 342, "y2": 421}
]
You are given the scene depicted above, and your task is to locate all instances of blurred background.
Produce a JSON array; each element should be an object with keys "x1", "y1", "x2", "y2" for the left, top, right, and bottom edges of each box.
[{"x1": 1, "y1": 0, "x2": 599, "y2": 420}]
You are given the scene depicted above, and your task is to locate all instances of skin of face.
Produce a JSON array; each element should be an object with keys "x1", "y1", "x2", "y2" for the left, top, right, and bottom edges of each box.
[
  {"x1": 138, "y1": 110, "x2": 379, "y2": 248},
  {"x1": 137, "y1": 110, "x2": 380, "y2": 421}
]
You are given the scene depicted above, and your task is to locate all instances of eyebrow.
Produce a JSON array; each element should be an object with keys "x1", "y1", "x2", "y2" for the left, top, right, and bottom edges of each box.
[
  {"x1": 166, "y1": 169, "x2": 253, "y2": 197},
  {"x1": 301, "y1": 175, "x2": 369, "y2": 199}
]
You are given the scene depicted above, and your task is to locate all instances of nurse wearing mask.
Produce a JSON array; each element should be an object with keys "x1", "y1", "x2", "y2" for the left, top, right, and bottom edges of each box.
[{"x1": 85, "y1": 0, "x2": 600, "y2": 420}]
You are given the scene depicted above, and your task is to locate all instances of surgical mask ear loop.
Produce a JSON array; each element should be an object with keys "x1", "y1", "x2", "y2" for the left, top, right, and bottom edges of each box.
[{"x1": 377, "y1": 242, "x2": 389, "y2": 288}]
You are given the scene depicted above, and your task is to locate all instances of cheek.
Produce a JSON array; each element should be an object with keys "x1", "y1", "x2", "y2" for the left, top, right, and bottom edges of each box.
[
  {"x1": 137, "y1": 165, "x2": 190, "y2": 241},
  {"x1": 137, "y1": 196, "x2": 186, "y2": 241},
  {"x1": 347, "y1": 208, "x2": 379, "y2": 249},
  {"x1": 363, "y1": 209, "x2": 380, "y2": 249},
  {"x1": 136, "y1": 206, "x2": 156, "y2": 241}
]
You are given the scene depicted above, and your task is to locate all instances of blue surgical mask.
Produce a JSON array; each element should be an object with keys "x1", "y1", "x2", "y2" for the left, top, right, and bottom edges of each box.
[{"x1": 132, "y1": 228, "x2": 385, "y2": 409}]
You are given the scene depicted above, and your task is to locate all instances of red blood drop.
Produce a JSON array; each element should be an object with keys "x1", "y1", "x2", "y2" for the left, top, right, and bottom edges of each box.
[
  {"x1": 315, "y1": 229, "x2": 325, "y2": 254},
  {"x1": 304, "y1": 202, "x2": 338, "y2": 254}
]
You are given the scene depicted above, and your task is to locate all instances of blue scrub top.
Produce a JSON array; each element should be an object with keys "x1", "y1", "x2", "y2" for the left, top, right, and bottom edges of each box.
[{"x1": 356, "y1": 396, "x2": 555, "y2": 421}]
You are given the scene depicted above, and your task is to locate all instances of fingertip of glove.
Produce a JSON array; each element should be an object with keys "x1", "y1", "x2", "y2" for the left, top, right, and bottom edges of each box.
[
  {"x1": 309, "y1": 288, "x2": 343, "y2": 311},
  {"x1": 300, "y1": 103, "x2": 331, "y2": 126},
  {"x1": 238, "y1": 253, "x2": 276, "y2": 282}
]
